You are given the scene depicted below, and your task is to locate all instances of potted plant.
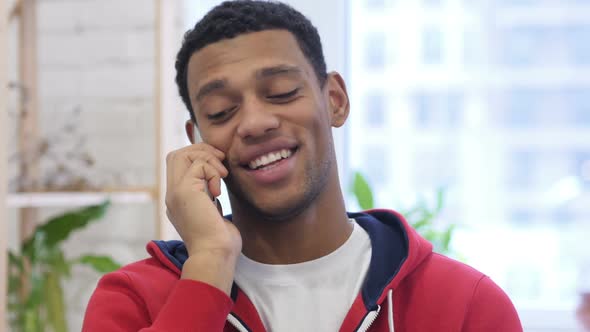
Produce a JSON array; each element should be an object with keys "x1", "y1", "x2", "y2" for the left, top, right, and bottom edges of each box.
[
  {"x1": 7, "y1": 201, "x2": 121, "y2": 332},
  {"x1": 351, "y1": 171, "x2": 456, "y2": 255}
]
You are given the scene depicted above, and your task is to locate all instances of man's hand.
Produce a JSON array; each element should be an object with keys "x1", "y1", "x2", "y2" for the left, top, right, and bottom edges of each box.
[{"x1": 165, "y1": 143, "x2": 242, "y2": 295}]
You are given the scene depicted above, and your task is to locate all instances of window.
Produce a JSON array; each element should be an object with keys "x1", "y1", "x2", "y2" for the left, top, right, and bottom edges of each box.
[
  {"x1": 504, "y1": 88, "x2": 590, "y2": 128},
  {"x1": 422, "y1": 26, "x2": 443, "y2": 65},
  {"x1": 413, "y1": 147, "x2": 457, "y2": 191},
  {"x1": 364, "y1": 31, "x2": 387, "y2": 70},
  {"x1": 509, "y1": 208, "x2": 536, "y2": 226},
  {"x1": 505, "y1": 263, "x2": 542, "y2": 300},
  {"x1": 506, "y1": 150, "x2": 536, "y2": 189},
  {"x1": 501, "y1": 27, "x2": 541, "y2": 66},
  {"x1": 566, "y1": 25, "x2": 590, "y2": 65},
  {"x1": 504, "y1": 89, "x2": 539, "y2": 127},
  {"x1": 365, "y1": 93, "x2": 386, "y2": 127},
  {"x1": 423, "y1": 0, "x2": 442, "y2": 6},
  {"x1": 574, "y1": 151, "x2": 590, "y2": 189},
  {"x1": 413, "y1": 91, "x2": 463, "y2": 128},
  {"x1": 463, "y1": 29, "x2": 478, "y2": 66},
  {"x1": 349, "y1": 0, "x2": 589, "y2": 328},
  {"x1": 568, "y1": 88, "x2": 590, "y2": 125},
  {"x1": 551, "y1": 206, "x2": 574, "y2": 225},
  {"x1": 414, "y1": 92, "x2": 435, "y2": 126},
  {"x1": 365, "y1": 0, "x2": 389, "y2": 10},
  {"x1": 362, "y1": 146, "x2": 390, "y2": 187}
]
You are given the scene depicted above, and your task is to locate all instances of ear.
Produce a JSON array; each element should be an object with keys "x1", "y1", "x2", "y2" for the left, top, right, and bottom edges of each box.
[
  {"x1": 185, "y1": 119, "x2": 197, "y2": 144},
  {"x1": 324, "y1": 72, "x2": 350, "y2": 128}
]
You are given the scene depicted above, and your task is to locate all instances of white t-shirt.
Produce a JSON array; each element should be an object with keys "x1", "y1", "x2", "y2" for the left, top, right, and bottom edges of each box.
[{"x1": 234, "y1": 220, "x2": 372, "y2": 332}]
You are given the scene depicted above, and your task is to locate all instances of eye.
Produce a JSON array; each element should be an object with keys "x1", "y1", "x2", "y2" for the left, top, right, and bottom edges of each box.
[
  {"x1": 207, "y1": 106, "x2": 237, "y2": 123},
  {"x1": 267, "y1": 88, "x2": 300, "y2": 101}
]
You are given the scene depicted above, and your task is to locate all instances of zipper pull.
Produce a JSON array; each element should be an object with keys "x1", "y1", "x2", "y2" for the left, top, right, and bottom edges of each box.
[{"x1": 355, "y1": 305, "x2": 381, "y2": 332}]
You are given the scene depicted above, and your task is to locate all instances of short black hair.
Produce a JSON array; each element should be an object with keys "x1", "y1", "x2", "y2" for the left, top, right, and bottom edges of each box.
[{"x1": 175, "y1": 0, "x2": 328, "y2": 123}]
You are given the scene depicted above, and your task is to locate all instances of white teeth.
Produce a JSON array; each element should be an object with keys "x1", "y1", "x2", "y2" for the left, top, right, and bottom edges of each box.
[{"x1": 247, "y1": 149, "x2": 293, "y2": 170}]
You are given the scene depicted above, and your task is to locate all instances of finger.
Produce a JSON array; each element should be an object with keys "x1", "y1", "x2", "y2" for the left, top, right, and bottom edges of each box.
[
  {"x1": 167, "y1": 150, "x2": 194, "y2": 190},
  {"x1": 182, "y1": 160, "x2": 223, "y2": 198},
  {"x1": 181, "y1": 142, "x2": 225, "y2": 159},
  {"x1": 166, "y1": 144, "x2": 226, "y2": 189},
  {"x1": 169, "y1": 152, "x2": 217, "y2": 188},
  {"x1": 166, "y1": 151, "x2": 182, "y2": 191},
  {"x1": 207, "y1": 173, "x2": 222, "y2": 199},
  {"x1": 171, "y1": 149, "x2": 228, "y2": 185},
  {"x1": 184, "y1": 151, "x2": 228, "y2": 178}
]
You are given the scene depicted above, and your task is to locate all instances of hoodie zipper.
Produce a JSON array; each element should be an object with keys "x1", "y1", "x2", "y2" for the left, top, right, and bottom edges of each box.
[
  {"x1": 227, "y1": 313, "x2": 251, "y2": 332},
  {"x1": 228, "y1": 306, "x2": 382, "y2": 332},
  {"x1": 355, "y1": 305, "x2": 381, "y2": 332}
]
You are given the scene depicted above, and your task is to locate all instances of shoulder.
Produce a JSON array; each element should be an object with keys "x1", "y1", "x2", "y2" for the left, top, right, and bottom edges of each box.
[
  {"x1": 405, "y1": 253, "x2": 522, "y2": 331},
  {"x1": 398, "y1": 253, "x2": 522, "y2": 332},
  {"x1": 401, "y1": 253, "x2": 507, "y2": 309},
  {"x1": 412, "y1": 253, "x2": 486, "y2": 286},
  {"x1": 96, "y1": 257, "x2": 179, "y2": 298}
]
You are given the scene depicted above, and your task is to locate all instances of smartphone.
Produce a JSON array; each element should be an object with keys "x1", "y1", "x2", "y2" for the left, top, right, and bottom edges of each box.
[{"x1": 192, "y1": 123, "x2": 202, "y2": 143}]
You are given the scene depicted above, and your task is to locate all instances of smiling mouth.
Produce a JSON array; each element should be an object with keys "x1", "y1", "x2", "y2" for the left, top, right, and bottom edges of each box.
[{"x1": 246, "y1": 148, "x2": 297, "y2": 170}]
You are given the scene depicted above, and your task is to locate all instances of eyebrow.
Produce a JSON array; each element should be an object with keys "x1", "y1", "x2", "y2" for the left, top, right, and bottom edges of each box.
[
  {"x1": 194, "y1": 65, "x2": 302, "y2": 102},
  {"x1": 195, "y1": 79, "x2": 227, "y2": 102},
  {"x1": 256, "y1": 64, "x2": 302, "y2": 79}
]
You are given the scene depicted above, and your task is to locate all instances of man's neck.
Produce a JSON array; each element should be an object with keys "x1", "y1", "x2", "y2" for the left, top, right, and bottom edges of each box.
[{"x1": 231, "y1": 181, "x2": 352, "y2": 265}]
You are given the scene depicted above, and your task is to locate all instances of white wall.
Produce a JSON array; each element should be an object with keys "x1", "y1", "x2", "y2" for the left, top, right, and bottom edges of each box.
[{"x1": 1, "y1": 1, "x2": 9, "y2": 330}]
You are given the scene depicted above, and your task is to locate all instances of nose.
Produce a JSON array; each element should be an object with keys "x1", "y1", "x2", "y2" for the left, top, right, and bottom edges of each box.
[{"x1": 236, "y1": 97, "x2": 280, "y2": 139}]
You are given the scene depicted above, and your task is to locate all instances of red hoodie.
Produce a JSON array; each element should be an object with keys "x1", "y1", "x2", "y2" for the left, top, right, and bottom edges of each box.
[{"x1": 82, "y1": 210, "x2": 522, "y2": 331}]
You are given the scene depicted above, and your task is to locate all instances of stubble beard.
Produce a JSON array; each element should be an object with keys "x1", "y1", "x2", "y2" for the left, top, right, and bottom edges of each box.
[{"x1": 225, "y1": 146, "x2": 333, "y2": 223}]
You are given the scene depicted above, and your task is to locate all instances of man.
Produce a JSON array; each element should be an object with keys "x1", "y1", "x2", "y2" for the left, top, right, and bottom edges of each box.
[{"x1": 83, "y1": 1, "x2": 522, "y2": 331}]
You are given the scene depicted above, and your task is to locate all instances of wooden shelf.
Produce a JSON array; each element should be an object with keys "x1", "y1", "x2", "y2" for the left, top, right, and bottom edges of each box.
[{"x1": 7, "y1": 190, "x2": 155, "y2": 208}]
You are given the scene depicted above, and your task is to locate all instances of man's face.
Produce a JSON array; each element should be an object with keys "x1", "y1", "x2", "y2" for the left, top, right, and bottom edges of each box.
[{"x1": 186, "y1": 29, "x2": 348, "y2": 220}]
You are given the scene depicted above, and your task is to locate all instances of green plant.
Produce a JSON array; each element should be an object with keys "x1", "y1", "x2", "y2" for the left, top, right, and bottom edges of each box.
[
  {"x1": 7, "y1": 201, "x2": 121, "y2": 332},
  {"x1": 351, "y1": 171, "x2": 456, "y2": 255}
]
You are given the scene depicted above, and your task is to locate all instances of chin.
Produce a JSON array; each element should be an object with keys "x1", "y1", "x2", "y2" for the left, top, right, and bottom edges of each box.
[
  {"x1": 257, "y1": 199, "x2": 311, "y2": 222},
  {"x1": 247, "y1": 193, "x2": 313, "y2": 222},
  {"x1": 226, "y1": 154, "x2": 332, "y2": 222},
  {"x1": 228, "y1": 184, "x2": 320, "y2": 223}
]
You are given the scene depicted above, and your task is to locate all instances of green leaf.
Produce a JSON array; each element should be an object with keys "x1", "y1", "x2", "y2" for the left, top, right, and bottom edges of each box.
[
  {"x1": 21, "y1": 231, "x2": 46, "y2": 265},
  {"x1": 9, "y1": 202, "x2": 110, "y2": 331},
  {"x1": 8, "y1": 251, "x2": 23, "y2": 271},
  {"x1": 47, "y1": 248, "x2": 72, "y2": 277},
  {"x1": 411, "y1": 216, "x2": 432, "y2": 231},
  {"x1": 435, "y1": 188, "x2": 445, "y2": 213},
  {"x1": 352, "y1": 172, "x2": 374, "y2": 210},
  {"x1": 422, "y1": 229, "x2": 438, "y2": 244},
  {"x1": 401, "y1": 205, "x2": 424, "y2": 220},
  {"x1": 25, "y1": 274, "x2": 45, "y2": 311},
  {"x1": 8, "y1": 275, "x2": 20, "y2": 295},
  {"x1": 23, "y1": 308, "x2": 41, "y2": 332},
  {"x1": 22, "y1": 201, "x2": 110, "y2": 252},
  {"x1": 74, "y1": 255, "x2": 121, "y2": 273},
  {"x1": 441, "y1": 224, "x2": 455, "y2": 252},
  {"x1": 44, "y1": 271, "x2": 68, "y2": 332},
  {"x1": 409, "y1": 206, "x2": 435, "y2": 229}
]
